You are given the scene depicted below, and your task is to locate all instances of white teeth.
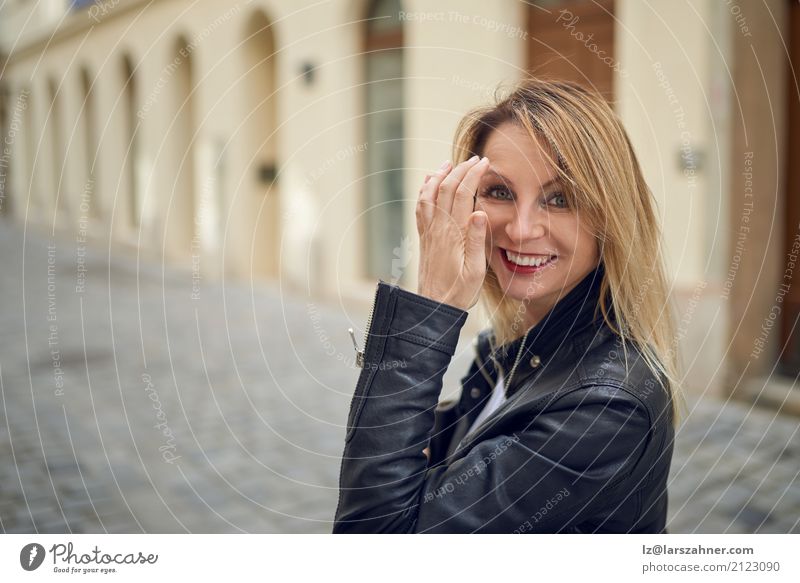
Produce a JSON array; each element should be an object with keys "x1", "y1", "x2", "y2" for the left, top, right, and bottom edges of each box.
[{"x1": 504, "y1": 249, "x2": 556, "y2": 267}]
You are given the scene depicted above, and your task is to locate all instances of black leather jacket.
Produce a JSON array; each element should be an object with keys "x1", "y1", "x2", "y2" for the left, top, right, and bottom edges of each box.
[{"x1": 333, "y1": 262, "x2": 674, "y2": 533}]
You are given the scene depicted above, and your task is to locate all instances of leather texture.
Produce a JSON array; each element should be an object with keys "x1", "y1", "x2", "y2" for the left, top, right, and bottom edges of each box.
[{"x1": 333, "y1": 262, "x2": 675, "y2": 533}]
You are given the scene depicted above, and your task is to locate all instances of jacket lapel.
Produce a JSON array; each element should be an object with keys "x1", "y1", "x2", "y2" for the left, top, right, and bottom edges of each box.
[{"x1": 443, "y1": 263, "x2": 611, "y2": 458}]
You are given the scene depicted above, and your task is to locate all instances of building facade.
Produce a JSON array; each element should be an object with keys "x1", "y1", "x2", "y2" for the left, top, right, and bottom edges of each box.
[{"x1": 0, "y1": 0, "x2": 797, "y2": 410}]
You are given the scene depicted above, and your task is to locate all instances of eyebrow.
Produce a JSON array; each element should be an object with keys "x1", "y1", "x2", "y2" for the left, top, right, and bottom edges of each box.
[{"x1": 483, "y1": 169, "x2": 561, "y2": 192}]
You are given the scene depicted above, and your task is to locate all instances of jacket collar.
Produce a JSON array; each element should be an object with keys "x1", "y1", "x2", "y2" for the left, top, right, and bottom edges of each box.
[{"x1": 475, "y1": 261, "x2": 611, "y2": 398}]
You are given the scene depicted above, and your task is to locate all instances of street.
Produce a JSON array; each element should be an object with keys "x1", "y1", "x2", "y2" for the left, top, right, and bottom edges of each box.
[{"x1": 0, "y1": 219, "x2": 797, "y2": 533}]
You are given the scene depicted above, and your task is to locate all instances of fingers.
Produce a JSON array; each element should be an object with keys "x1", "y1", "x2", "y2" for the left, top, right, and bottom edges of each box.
[
  {"x1": 451, "y1": 156, "x2": 490, "y2": 228},
  {"x1": 417, "y1": 155, "x2": 489, "y2": 234},
  {"x1": 436, "y1": 155, "x2": 483, "y2": 218},
  {"x1": 417, "y1": 160, "x2": 451, "y2": 233},
  {"x1": 465, "y1": 211, "x2": 488, "y2": 275}
]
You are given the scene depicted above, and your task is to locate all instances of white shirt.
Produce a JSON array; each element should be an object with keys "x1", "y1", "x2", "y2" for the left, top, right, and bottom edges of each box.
[{"x1": 464, "y1": 372, "x2": 507, "y2": 438}]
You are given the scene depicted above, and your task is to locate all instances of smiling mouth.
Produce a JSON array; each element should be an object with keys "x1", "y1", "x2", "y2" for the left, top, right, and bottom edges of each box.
[{"x1": 500, "y1": 247, "x2": 558, "y2": 268}]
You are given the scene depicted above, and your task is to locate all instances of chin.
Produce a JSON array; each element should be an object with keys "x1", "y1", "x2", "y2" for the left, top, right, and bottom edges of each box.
[
  {"x1": 490, "y1": 264, "x2": 554, "y2": 303},
  {"x1": 505, "y1": 280, "x2": 550, "y2": 303}
]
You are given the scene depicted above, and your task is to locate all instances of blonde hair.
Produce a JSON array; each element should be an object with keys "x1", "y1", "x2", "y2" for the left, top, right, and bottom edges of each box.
[{"x1": 451, "y1": 77, "x2": 684, "y2": 427}]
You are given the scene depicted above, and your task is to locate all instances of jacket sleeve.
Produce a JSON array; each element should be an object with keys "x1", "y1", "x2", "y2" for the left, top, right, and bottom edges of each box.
[{"x1": 332, "y1": 280, "x2": 653, "y2": 533}]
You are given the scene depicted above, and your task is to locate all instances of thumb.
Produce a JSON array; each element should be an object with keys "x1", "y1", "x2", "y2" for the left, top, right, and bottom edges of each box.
[{"x1": 465, "y1": 212, "x2": 488, "y2": 269}]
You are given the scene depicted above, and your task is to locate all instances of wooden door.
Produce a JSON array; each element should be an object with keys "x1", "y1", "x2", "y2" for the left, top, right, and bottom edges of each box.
[
  {"x1": 527, "y1": 0, "x2": 615, "y2": 101},
  {"x1": 781, "y1": 0, "x2": 800, "y2": 376}
]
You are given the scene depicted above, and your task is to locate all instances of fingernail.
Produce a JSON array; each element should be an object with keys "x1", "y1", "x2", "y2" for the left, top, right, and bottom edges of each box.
[
  {"x1": 439, "y1": 160, "x2": 450, "y2": 170},
  {"x1": 474, "y1": 214, "x2": 486, "y2": 227},
  {"x1": 480, "y1": 156, "x2": 489, "y2": 164},
  {"x1": 469, "y1": 155, "x2": 479, "y2": 163}
]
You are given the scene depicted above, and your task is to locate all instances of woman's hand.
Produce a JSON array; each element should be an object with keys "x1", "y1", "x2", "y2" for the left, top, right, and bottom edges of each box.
[{"x1": 415, "y1": 155, "x2": 490, "y2": 311}]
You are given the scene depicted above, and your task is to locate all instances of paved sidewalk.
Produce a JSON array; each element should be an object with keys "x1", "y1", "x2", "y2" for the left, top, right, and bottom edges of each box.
[
  {"x1": 667, "y1": 395, "x2": 799, "y2": 533},
  {"x1": 0, "y1": 219, "x2": 797, "y2": 533}
]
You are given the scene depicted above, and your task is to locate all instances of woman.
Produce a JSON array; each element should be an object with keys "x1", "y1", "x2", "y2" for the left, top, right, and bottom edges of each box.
[{"x1": 333, "y1": 78, "x2": 683, "y2": 533}]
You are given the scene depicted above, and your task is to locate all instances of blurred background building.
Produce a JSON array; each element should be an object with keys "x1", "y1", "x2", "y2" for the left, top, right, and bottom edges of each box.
[
  {"x1": 2, "y1": 0, "x2": 795, "y2": 407},
  {"x1": 0, "y1": 0, "x2": 798, "y2": 533}
]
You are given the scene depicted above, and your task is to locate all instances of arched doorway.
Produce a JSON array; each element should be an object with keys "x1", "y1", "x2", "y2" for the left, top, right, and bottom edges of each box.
[
  {"x1": 240, "y1": 10, "x2": 279, "y2": 278},
  {"x1": 47, "y1": 78, "x2": 66, "y2": 220},
  {"x1": 363, "y1": 0, "x2": 405, "y2": 282},
  {"x1": 120, "y1": 54, "x2": 141, "y2": 232},
  {"x1": 23, "y1": 86, "x2": 36, "y2": 217},
  {"x1": 164, "y1": 36, "x2": 197, "y2": 259},
  {"x1": 79, "y1": 67, "x2": 99, "y2": 219},
  {"x1": 0, "y1": 85, "x2": 8, "y2": 216}
]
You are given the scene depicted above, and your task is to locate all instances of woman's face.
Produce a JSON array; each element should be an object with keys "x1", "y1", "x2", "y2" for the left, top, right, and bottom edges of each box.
[{"x1": 476, "y1": 122, "x2": 600, "y2": 323}]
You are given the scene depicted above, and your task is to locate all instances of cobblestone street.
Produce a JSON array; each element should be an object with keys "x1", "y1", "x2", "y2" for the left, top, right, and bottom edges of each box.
[{"x1": 0, "y1": 220, "x2": 798, "y2": 533}]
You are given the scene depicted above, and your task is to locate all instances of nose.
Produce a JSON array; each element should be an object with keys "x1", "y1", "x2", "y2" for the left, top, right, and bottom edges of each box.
[{"x1": 504, "y1": 202, "x2": 547, "y2": 245}]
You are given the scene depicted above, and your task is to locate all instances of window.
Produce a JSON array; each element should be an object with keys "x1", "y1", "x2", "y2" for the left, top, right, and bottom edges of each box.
[{"x1": 363, "y1": 0, "x2": 405, "y2": 282}]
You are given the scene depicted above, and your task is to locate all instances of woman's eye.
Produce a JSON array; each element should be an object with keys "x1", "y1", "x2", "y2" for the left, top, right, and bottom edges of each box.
[
  {"x1": 481, "y1": 185, "x2": 513, "y2": 200},
  {"x1": 547, "y1": 192, "x2": 567, "y2": 208}
]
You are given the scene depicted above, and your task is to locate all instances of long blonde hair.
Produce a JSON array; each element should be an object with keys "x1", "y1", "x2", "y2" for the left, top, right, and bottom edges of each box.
[{"x1": 452, "y1": 77, "x2": 684, "y2": 427}]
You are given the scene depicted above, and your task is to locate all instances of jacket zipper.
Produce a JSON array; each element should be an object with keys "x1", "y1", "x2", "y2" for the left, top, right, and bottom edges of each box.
[{"x1": 348, "y1": 280, "x2": 380, "y2": 368}]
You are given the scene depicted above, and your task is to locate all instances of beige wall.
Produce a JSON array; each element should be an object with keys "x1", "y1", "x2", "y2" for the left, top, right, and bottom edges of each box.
[
  {"x1": 616, "y1": 0, "x2": 733, "y2": 398},
  {"x1": 1, "y1": 0, "x2": 792, "y2": 407}
]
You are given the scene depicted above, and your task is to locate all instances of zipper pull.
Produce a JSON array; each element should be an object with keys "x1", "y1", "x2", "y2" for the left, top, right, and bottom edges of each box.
[{"x1": 348, "y1": 327, "x2": 364, "y2": 368}]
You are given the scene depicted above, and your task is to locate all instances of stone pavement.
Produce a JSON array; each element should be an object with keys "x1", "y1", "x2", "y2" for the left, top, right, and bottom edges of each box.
[{"x1": 0, "y1": 219, "x2": 797, "y2": 533}]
